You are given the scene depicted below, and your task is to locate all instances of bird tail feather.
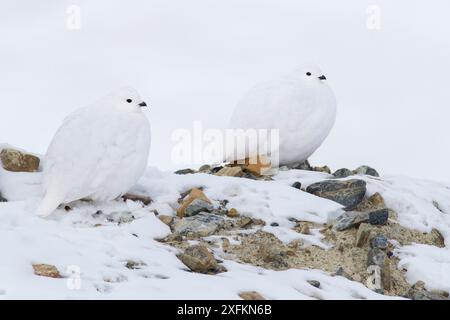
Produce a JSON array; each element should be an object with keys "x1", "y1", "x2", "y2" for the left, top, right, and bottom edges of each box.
[{"x1": 36, "y1": 192, "x2": 63, "y2": 218}]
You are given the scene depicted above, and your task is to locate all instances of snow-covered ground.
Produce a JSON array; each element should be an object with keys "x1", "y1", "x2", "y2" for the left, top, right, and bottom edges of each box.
[{"x1": 1, "y1": 157, "x2": 449, "y2": 299}]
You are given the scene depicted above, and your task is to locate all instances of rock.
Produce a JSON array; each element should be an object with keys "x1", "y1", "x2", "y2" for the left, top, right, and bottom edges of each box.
[
  {"x1": 368, "y1": 193, "x2": 385, "y2": 208},
  {"x1": 366, "y1": 265, "x2": 383, "y2": 293},
  {"x1": 222, "y1": 238, "x2": 230, "y2": 251},
  {"x1": 355, "y1": 223, "x2": 372, "y2": 247},
  {"x1": 429, "y1": 290, "x2": 449, "y2": 298},
  {"x1": 368, "y1": 209, "x2": 389, "y2": 225},
  {"x1": 290, "y1": 160, "x2": 312, "y2": 171},
  {"x1": 300, "y1": 224, "x2": 310, "y2": 235},
  {"x1": 313, "y1": 165, "x2": 331, "y2": 174},
  {"x1": 158, "y1": 215, "x2": 174, "y2": 226},
  {"x1": 259, "y1": 243, "x2": 288, "y2": 268},
  {"x1": 237, "y1": 216, "x2": 253, "y2": 228},
  {"x1": 333, "y1": 267, "x2": 353, "y2": 280},
  {"x1": 0, "y1": 148, "x2": 40, "y2": 172},
  {"x1": 179, "y1": 244, "x2": 222, "y2": 274},
  {"x1": 353, "y1": 165, "x2": 379, "y2": 177},
  {"x1": 412, "y1": 292, "x2": 450, "y2": 300},
  {"x1": 185, "y1": 198, "x2": 214, "y2": 217},
  {"x1": 173, "y1": 213, "x2": 224, "y2": 237},
  {"x1": 306, "y1": 179, "x2": 366, "y2": 210},
  {"x1": 122, "y1": 193, "x2": 152, "y2": 205},
  {"x1": 198, "y1": 164, "x2": 211, "y2": 173},
  {"x1": 177, "y1": 188, "x2": 213, "y2": 218},
  {"x1": 307, "y1": 280, "x2": 321, "y2": 288},
  {"x1": 174, "y1": 168, "x2": 196, "y2": 175},
  {"x1": 240, "y1": 155, "x2": 272, "y2": 176},
  {"x1": 334, "y1": 211, "x2": 369, "y2": 231},
  {"x1": 291, "y1": 181, "x2": 302, "y2": 189},
  {"x1": 125, "y1": 260, "x2": 145, "y2": 269},
  {"x1": 431, "y1": 228, "x2": 445, "y2": 247},
  {"x1": 215, "y1": 166, "x2": 244, "y2": 177},
  {"x1": 0, "y1": 192, "x2": 7, "y2": 202},
  {"x1": 226, "y1": 208, "x2": 240, "y2": 218},
  {"x1": 371, "y1": 234, "x2": 388, "y2": 250},
  {"x1": 332, "y1": 168, "x2": 353, "y2": 178},
  {"x1": 407, "y1": 281, "x2": 449, "y2": 300},
  {"x1": 270, "y1": 222, "x2": 279, "y2": 227},
  {"x1": 32, "y1": 264, "x2": 62, "y2": 278},
  {"x1": 382, "y1": 256, "x2": 391, "y2": 291},
  {"x1": 239, "y1": 291, "x2": 265, "y2": 300},
  {"x1": 367, "y1": 248, "x2": 386, "y2": 267}
]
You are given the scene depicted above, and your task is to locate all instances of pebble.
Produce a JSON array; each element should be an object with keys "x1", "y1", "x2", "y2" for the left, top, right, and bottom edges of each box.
[
  {"x1": 291, "y1": 181, "x2": 302, "y2": 189},
  {"x1": 332, "y1": 168, "x2": 353, "y2": 178},
  {"x1": 371, "y1": 234, "x2": 388, "y2": 250},
  {"x1": 174, "y1": 168, "x2": 196, "y2": 175},
  {"x1": 353, "y1": 165, "x2": 379, "y2": 177},
  {"x1": 368, "y1": 209, "x2": 389, "y2": 225},
  {"x1": 307, "y1": 280, "x2": 321, "y2": 288},
  {"x1": 32, "y1": 264, "x2": 62, "y2": 278}
]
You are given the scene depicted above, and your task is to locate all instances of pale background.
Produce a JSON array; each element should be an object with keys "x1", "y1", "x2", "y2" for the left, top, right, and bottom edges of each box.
[{"x1": 1, "y1": 0, "x2": 449, "y2": 181}]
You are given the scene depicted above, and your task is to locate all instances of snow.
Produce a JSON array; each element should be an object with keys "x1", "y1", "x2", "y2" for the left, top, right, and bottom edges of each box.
[{"x1": 1, "y1": 160, "x2": 449, "y2": 299}]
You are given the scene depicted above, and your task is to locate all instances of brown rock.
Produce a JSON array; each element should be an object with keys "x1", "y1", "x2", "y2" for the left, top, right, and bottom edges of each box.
[
  {"x1": 227, "y1": 208, "x2": 240, "y2": 218},
  {"x1": 355, "y1": 223, "x2": 372, "y2": 247},
  {"x1": 32, "y1": 264, "x2": 62, "y2": 278},
  {"x1": 382, "y1": 256, "x2": 391, "y2": 291},
  {"x1": 300, "y1": 224, "x2": 310, "y2": 235},
  {"x1": 313, "y1": 166, "x2": 331, "y2": 174},
  {"x1": 215, "y1": 166, "x2": 244, "y2": 177},
  {"x1": 239, "y1": 291, "x2": 265, "y2": 300},
  {"x1": 176, "y1": 188, "x2": 212, "y2": 218},
  {"x1": 122, "y1": 193, "x2": 152, "y2": 205},
  {"x1": 158, "y1": 215, "x2": 174, "y2": 226},
  {"x1": 179, "y1": 244, "x2": 220, "y2": 274},
  {"x1": 1, "y1": 148, "x2": 40, "y2": 172}
]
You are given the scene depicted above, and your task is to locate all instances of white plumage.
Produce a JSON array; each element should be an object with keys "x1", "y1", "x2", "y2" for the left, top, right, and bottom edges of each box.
[
  {"x1": 228, "y1": 64, "x2": 336, "y2": 166},
  {"x1": 36, "y1": 87, "x2": 151, "y2": 217}
]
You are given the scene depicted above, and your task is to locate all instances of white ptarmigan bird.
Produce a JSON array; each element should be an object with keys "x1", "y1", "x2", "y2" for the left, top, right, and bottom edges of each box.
[
  {"x1": 228, "y1": 64, "x2": 336, "y2": 166},
  {"x1": 36, "y1": 87, "x2": 151, "y2": 217}
]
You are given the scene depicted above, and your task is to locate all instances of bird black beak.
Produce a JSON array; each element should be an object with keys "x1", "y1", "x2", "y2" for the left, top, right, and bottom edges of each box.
[
  {"x1": 138, "y1": 101, "x2": 148, "y2": 107},
  {"x1": 318, "y1": 75, "x2": 327, "y2": 81}
]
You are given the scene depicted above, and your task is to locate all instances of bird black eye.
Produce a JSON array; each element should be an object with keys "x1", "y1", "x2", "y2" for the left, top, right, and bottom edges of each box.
[
  {"x1": 126, "y1": 99, "x2": 132, "y2": 103},
  {"x1": 306, "y1": 72, "x2": 312, "y2": 76}
]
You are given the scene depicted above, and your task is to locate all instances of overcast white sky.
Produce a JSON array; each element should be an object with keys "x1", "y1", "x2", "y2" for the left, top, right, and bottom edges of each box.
[{"x1": 1, "y1": 1, "x2": 449, "y2": 181}]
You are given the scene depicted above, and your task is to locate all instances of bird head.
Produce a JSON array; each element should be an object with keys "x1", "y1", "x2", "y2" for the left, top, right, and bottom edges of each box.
[
  {"x1": 109, "y1": 87, "x2": 148, "y2": 113},
  {"x1": 294, "y1": 64, "x2": 328, "y2": 83}
]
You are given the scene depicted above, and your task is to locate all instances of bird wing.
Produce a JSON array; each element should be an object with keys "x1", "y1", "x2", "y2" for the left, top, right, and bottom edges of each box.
[{"x1": 42, "y1": 106, "x2": 132, "y2": 202}]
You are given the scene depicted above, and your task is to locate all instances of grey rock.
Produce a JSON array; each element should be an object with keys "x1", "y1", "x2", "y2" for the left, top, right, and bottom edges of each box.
[
  {"x1": 306, "y1": 179, "x2": 366, "y2": 210},
  {"x1": 353, "y1": 165, "x2": 379, "y2": 177},
  {"x1": 333, "y1": 267, "x2": 353, "y2": 280},
  {"x1": 198, "y1": 164, "x2": 211, "y2": 173},
  {"x1": 332, "y1": 168, "x2": 353, "y2": 178},
  {"x1": 371, "y1": 234, "x2": 388, "y2": 250},
  {"x1": 174, "y1": 168, "x2": 196, "y2": 175},
  {"x1": 412, "y1": 291, "x2": 450, "y2": 300},
  {"x1": 173, "y1": 213, "x2": 224, "y2": 237},
  {"x1": 307, "y1": 280, "x2": 321, "y2": 288},
  {"x1": 291, "y1": 181, "x2": 302, "y2": 189},
  {"x1": 334, "y1": 211, "x2": 369, "y2": 231},
  {"x1": 289, "y1": 160, "x2": 312, "y2": 171},
  {"x1": 184, "y1": 198, "x2": 214, "y2": 217},
  {"x1": 0, "y1": 192, "x2": 7, "y2": 202},
  {"x1": 368, "y1": 209, "x2": 389, "y2": 225},
  {"x1": 367, "y1": 248, "x2": 386, "y2": 267}
]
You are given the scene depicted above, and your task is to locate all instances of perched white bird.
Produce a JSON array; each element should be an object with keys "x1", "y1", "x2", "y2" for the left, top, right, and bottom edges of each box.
[
  {"x1": 228, "y1": 64, "x2": 336, "y2": 166},
  {"x1": 36, "y1": 87, "x2": 151, "y2": 217}
]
